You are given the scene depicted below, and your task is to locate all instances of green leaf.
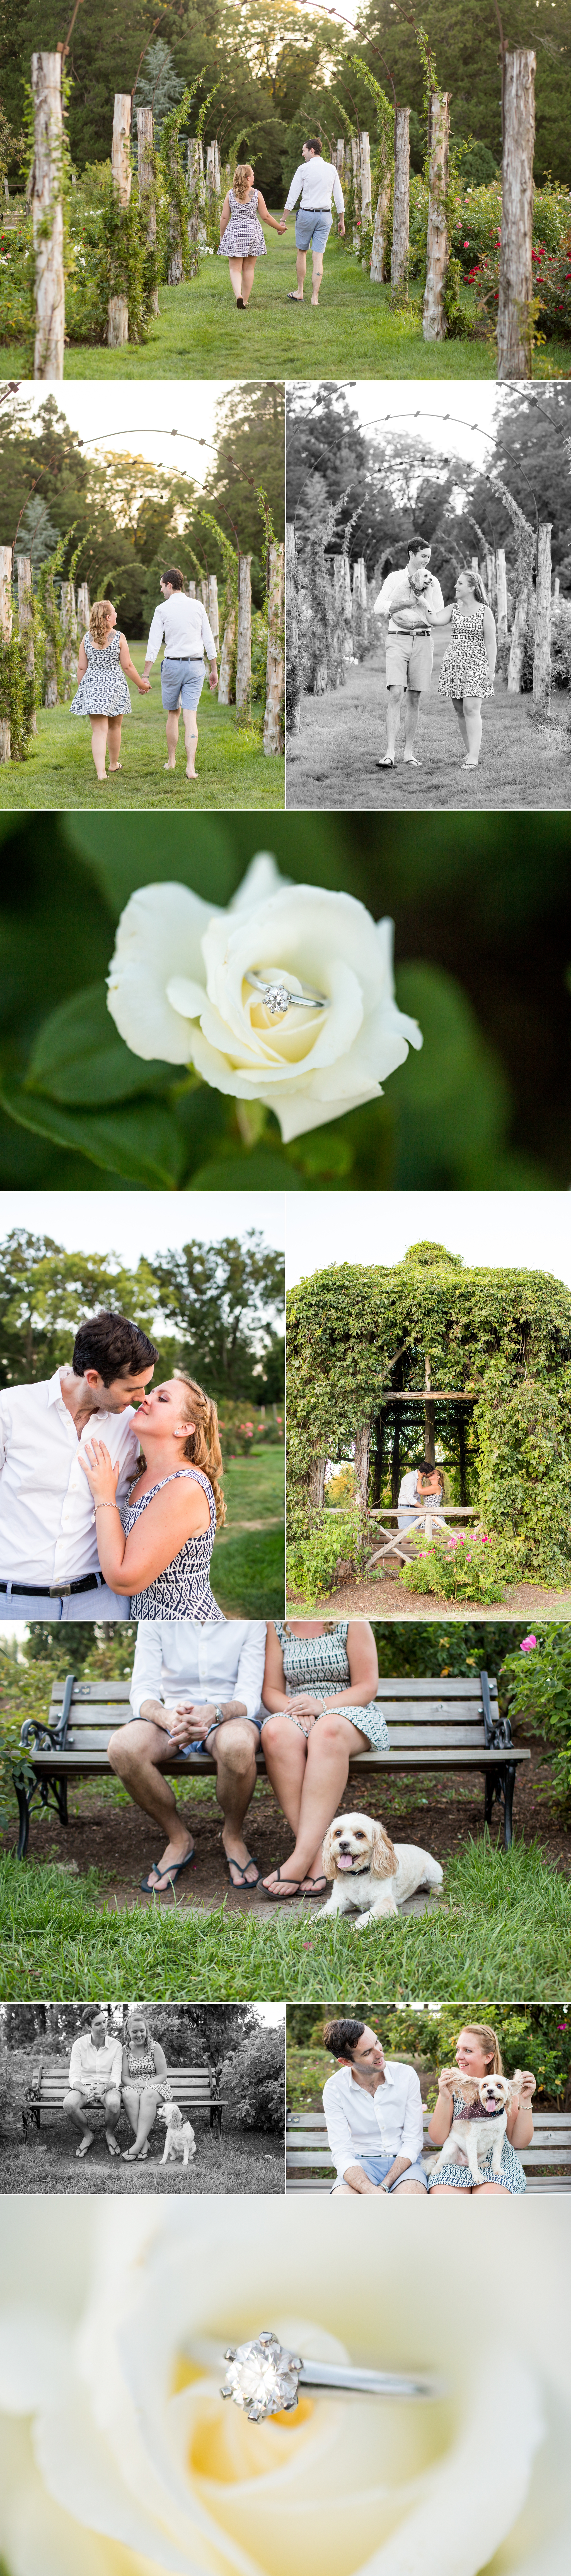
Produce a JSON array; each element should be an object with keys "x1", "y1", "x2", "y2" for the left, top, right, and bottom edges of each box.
[
  {"x1": 27, "y1": 981, "x2": 174, "y2": 1108},
  {"x1": 0, "y1": 1078, "x2": 186, "y2": 1188},
  {"x1": 61, "y1": 815, "x2": 241, "y2": 918},
  {"x1": 188, "y1": 1150, "x2": 306, "y2": 1188}
]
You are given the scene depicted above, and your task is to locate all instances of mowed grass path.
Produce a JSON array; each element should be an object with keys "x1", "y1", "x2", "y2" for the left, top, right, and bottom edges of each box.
[
  {"x1": 2, "y1": 231, "x2": 570, "y2": 380},
  {"x1": 212, "y1": 1448, "x2": 284, "y2": 1618},
  {"x1": 0, "y1": 642, "x2": 283, "y2": 811},
  {"x1": 286, "y1": 644, "x2": 571, "y2": 811}
]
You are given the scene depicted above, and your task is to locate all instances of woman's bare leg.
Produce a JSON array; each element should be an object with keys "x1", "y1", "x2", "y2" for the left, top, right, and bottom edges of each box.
[
  {"x1": 123, "y1": 2086, "x2": 159, "y2": 2158},
  {"x1": 260, "y1": 1718, "x2": 308, "y2": 1886},
  {"x1": 461, "y1": 694, "x2": 483, "y2": 766},
  {"x1": 451, "y1": 696, "x2": 469, "y2": 752},
  {"x1": 228, "y1": 259, "x2": 243, "y2": 303},
  {"x1": 241, "y1": 256, "x2": 256, "y2": 306},
  {"x1": 107, "y1": 716, "x2": 123, "y2": 771},
  {"x1": 89, "y1": 716, "x2": 109, "y2": 779},
  {"x1": 122, "y1": 2086, "x2": 141, "y2": 2139},
  {"x1": 263, "y1": 1712, "x2": 366, "y2": 1892}
]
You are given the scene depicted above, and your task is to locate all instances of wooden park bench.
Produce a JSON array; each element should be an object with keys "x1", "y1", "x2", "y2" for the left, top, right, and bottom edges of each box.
[
  {"x1": 286, "y1": 2108, "x2": 571, "y2": 2192},
  {"x1": 13, "y1": 1669, "x2": 529, "y2": 1858},
  {"x1": 21, "y1": 2059, "x2": 225, "y2": 2143}
]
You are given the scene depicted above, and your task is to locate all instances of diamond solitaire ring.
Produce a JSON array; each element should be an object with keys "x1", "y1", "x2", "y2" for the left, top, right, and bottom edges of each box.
[
  {"x1": 245, "y1": 970, "x2": 328, "y2": 1017},
  {"x1": 219, "y1": 2331, "x2": 442, "y2": 2423}
]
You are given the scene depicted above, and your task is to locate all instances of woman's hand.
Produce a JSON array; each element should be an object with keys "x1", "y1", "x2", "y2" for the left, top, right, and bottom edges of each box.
[
  {"x1": 287, "y1": 1693, "x2": 322, "y2": 1720},
  {"x1": 138, "y1": 677, "x2": 151, "y2": 694},
  {"x1": 277, "y1": 220, "x2": 287, "y2": 233},
  {"x1": 517, "y1": 2071, "x2": 536, "y2": 2104},
  {"x1": 78, "y1": 1440, "x2": 120, "y2": 1505},
  {"x1": 437, "y1": 2068, "x2": 457, "y2": 2097}
]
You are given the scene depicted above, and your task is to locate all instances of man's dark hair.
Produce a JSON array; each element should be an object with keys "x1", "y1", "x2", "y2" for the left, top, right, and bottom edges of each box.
[
  {"x1": 304, "y1": 138, "x2": 323, "y2": 155},
  {"x1": 407, "y1": 539, "x2": 430, "y2": 558},
  {"x1": 163, "y1": 566, "x2": 184, "y2": 591},
  {"x1": 72, "y1": 1312, "x2": 159, "y2": 1386},
  {"x1": 82, "y1": 2004, "x2": 107, "y2": 2027},
  {"x1": 323, "y1": 2017, "x2": 366, "y2": 2060}
]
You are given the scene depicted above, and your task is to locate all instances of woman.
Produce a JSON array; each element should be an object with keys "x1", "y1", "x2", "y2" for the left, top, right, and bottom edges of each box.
[
  {"x1": 78, "y1": 1373, "x2": 226, "y2": 1621},
  {"x1": 397, "y1": 1464, "x2": 446, "y2": 1535},
  {"x1": 429, "y1": 568, "x2": 496, "y2": 768},
  {"x1": 121, "y1": 2009, "x2": 172, "y2": 2162},
  {"x1": 70, "y1": 597, "x2": 150, "y2": 782},
  {"x1": 218, "y1": 162, "x2": 286, "y2": 308},
  {"x1": 427, "y1": 2024, "x2": 536, "y2": 2195},
  {"x1": 260, "y1": 1620, "x2": 388, "y2": 1899}
]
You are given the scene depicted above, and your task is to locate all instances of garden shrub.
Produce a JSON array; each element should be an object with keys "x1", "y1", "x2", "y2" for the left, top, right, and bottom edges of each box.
[
  {"x1": 287, "y1": 1506, "x2": 369, "y2": 1609},
  {"x1": 399, "y1": 1528, "x2": 511, "y2": 1606},
  {"x1": 219, "y1": 2024, "x2": 284, "y2": 2129},
  {"x1": 502, "y1": 1626, "x2": 571, "y2": 1807}
]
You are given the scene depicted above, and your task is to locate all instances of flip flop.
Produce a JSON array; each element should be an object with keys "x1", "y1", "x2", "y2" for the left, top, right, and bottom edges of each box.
[
  {"x1": 300, "y1": 1876, "x2": 328, "y2": 1897},
  {"x1": 264, "y1": 1868, "x2": 305, "y2": 1901},
  {"x1": 223, "y1": 1853, "x2": 263, "y2": 1888},
  {"x1": 376, "y1": 755, "x2": 395, "y2": 767},
  {"x1": 75, "y1": 2136, "x2": 92, "y2": 2158},
  {"x1": 105, "y1": 2134, "x2": 122, "y2": 2156},
  {"x1": 141, "y1": 1846, "x2": 195, "y2": 1894},
  {"x1": 287, "y1": 292, "x2": 303, "y2": 301}
]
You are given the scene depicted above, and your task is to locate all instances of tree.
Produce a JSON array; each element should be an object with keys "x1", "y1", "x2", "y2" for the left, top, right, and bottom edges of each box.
[
  {"x1": 153, "y1": 1230, "x2": 284, "y2": 1404},
  {"x1": 0, "y1": 1229, "x2": 161, "y2": 1385},
  {"x1": 219, "y1": 2021, "x2": 285, "y2": 2128}
]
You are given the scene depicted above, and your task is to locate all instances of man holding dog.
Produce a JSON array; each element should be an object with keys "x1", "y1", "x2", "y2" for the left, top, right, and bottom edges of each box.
[
  {"x1": 322, "y1": 2018, "x2": 429, "y2": 2193},
  {"x1": 109, "y1": 1620, "x2": 267, "y2": 1894},
  {"x1": 373, "y1": 540, "x2": 444, "y2": 769}
]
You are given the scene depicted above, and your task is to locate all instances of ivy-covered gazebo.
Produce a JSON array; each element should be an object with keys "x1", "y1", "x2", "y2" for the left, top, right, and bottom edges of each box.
[{"x1": 287, "y1": 1241, "x2": 571, "y2": 1585}]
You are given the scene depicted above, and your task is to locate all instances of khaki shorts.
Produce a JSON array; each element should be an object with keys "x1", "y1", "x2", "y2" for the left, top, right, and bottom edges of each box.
[{"x1": 385, "y1": 629, "x2": 434, "y2": 691}]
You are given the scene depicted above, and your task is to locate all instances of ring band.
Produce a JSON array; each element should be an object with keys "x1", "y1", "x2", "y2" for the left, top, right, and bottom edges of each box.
[
  {"x1": 200, "y1": 2332, "x2": 442, "y2": 2422},
  {"x1": 245, "y1": 970, "x2": 327, "y2": 1016}
]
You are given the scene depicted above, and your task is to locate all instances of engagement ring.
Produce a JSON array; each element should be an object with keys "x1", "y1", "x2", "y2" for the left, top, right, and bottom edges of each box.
[
  {"x1": 245, "y1": 970, "x2": 328, "y2": 1016},
  {"x1": 213, "y1": 2331, "x2": 442, "y2": 2421}
]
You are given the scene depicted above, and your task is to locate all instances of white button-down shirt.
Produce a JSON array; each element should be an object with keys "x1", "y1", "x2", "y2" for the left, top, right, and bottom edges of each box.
[
  {"x1": 284, "y1": 160, "x2": 344, "y2": 215},
  {"x1": 69, "y1": 2032, "x2": 123, "y2": 2092},
  {"x1": 146, "y1": 594, "x2": 217, "y2": 665},
  {"x1": 373, "y1": 568, "x2": 444, "y2": 628},
  {"x1": 0, "y1": 1372, "x2": 139, "y2": 1583},
  {"x1": 397, "y1": 1472, "x2": 445, "y2": 1529},
  {"x1": 130, "y1": 1620, "x2": 267, "y2": 1722},
  {"x1": 323, "y1": 2060, "x2": 424, "y2": 2179}
]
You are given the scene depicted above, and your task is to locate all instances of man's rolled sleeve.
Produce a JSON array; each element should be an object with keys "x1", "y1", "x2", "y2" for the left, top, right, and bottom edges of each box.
[
  {"x1": 322, "y1": 2076, "x2": 355, "y2": 2180},
  {"x1": 235, "y1": 1621, "x2": 267, "y2": 1719},
  {"x1": 145, "y1": 606, "x2": 164, "y2": 665},
  {"x1": 401, "y1": 2069, "x2": 425, "y2": 2164},
  {"x1": 130, "y1": 1624, "x2": 164, "y2": 1718}
]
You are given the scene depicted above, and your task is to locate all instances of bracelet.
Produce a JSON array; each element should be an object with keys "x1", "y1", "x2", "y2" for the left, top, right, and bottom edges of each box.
[{"x1": 93, "y1": 1501, "x2": 119, "y2": 1511}]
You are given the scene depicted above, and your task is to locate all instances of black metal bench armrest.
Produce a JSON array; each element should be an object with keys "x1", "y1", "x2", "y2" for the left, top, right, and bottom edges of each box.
[
  {"x1": 20, "y1": 1672, "x2": 76, "y2": 1754},
  {"x1": 480, "y1": 1669, "x2": 512, "y2": 1750}
]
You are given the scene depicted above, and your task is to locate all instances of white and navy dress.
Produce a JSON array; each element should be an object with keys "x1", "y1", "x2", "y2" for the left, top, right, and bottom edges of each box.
[
  {"x1": 428, "y1": 2086, "x2": 526, "y2": 2192},
  {"x1": 262, "y1": 1621, "x2": 389, "y2": 1750},
  {"x1": 438, "y1": 604, "x2": 494, "y2": 702},
  {"x1": 218, "y1": 188, "x2": 267, "y2": 260},
  {"x1": 70, "y1": 630, "x2": 132, "y2": 718},
  {"x1": 122, "y1": 1467, "x2": 224, "y2": 1623}
]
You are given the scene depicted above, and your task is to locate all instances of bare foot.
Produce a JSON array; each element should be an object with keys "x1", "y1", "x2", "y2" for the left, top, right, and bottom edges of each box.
[
  {"x1": 164, "y1": 758, "x2": 176, "y2": 771},
  {"x1": 223, "y1": 1834, "x2": 260, "y2": 1886},
  {"x1": 461, "y1": 756, "x2": 479, "y2": 768},
  {"x1": 185, "y1": 765, "x2": 196, "y2": 780}
]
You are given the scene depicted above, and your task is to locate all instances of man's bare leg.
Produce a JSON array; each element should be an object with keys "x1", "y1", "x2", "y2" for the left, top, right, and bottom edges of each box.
[
  {"x1": 403, "y1": 688, "x2": 422, "y2": 761},
  {"x1": 107, "y1": 1720, "x2": 193, "y2": 1885},
  {"x1": 183, "y1": 707, "x2": 199, "y2": 779},
  {"x1": 63, "y1": 2089, "x2": 95, "y2": 2153},
  {"x1": 212, "y1": 1720, "x2": 260, "y2": 1883},
  {"x1": 310, "y1": 249, "x2": 324, "y2": 306},
  {"x1": 164, "y1": 710, "x2": 179, "y2": 771},
  {"x1": 291, "y1": 248, "x2": 307, "y2": 301}
]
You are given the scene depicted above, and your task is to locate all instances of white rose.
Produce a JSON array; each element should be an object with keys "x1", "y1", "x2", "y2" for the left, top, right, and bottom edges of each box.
[
  {"x1": 106, "y1": 852, "x2": 422, "y2": 1144},
  {"x1": 0, "y1": 2199, "x2": 569, "y2": 2576}
]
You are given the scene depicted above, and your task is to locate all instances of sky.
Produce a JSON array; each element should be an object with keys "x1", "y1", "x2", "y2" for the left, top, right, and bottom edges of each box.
[
  {"x1": 9, "y1": 385, "x2": 244, "y2": 487},
  {"x1": 1, "y1": 1192, "x2": 285, "y2": 1264},
  {"x1": 286, "y1": 1193, "x2": 571, "y2": 1290},
  {"x1": 289, "y1": 381, "x2": 505, "y2": 469}
]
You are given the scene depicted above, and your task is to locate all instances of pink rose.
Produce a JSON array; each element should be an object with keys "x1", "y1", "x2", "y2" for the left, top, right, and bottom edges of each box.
[{"x1": 520, "y1": 1635, "x2": 537, "y2": 1652}]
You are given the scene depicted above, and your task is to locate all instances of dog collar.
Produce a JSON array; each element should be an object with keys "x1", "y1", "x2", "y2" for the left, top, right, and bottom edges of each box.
[{"x1": 340, "y1": 1861, "x2": 371, "y2": 1876}]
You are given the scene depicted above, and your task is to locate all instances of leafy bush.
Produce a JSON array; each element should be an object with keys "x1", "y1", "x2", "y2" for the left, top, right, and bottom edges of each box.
[
  {"x1": 550, "y1": 596, "x2": 571, "y2": 688},
  {"x1": 288, "y1": 2006, "x2": 571, "y2": 2111},
  {"x1": 219, "y1": 2024, "x2": 284, "y2": 2129},
  {"x1": 287, "y1": 1507, "x2": 368, "y2": 1609},
  {"x1": 502, "y1": 1626, "x2": 571, "y2": 1806},
  {"x1": 399, "y1": 1527, "x2": 508, "y2": 1604}
]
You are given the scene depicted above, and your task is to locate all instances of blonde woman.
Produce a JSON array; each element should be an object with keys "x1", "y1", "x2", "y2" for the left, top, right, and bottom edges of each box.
[
  {"x1": 77, "y1": 1373, "x2": 226, "y2": 1627},
  {"x1": 260, "y1": 1619, "x2": 388, "y2": 1899},
  {"x1": 218, "y1": 163, "x2": 286, "y2": 307},
  {"x1": 427, "y1": 568, "x2": 496, "y2": 768},
  {"x1": 427, "y1": 2024, "x2": 535, "y2": 2195},
  {"x1": 121, "y1": 2009, "x2": 172, "y2": 2161},
  {"x1": 70, "y1": 598, "x2": 150, "y2": 782}
]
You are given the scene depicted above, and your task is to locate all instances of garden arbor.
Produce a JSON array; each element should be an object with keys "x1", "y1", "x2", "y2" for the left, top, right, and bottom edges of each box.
[{"x1": 287, "y1": 1242, "x2": 571, "y2": 1585}]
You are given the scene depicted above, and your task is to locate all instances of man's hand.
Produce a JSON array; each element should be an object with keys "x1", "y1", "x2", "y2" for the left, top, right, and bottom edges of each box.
[
  {"x1": 208, "y1": 662, "x2": 218, "y2": 692},
  {"x1": 338, "y1": 217, "x2": 345, "y2": 236},
  {"x1": 138, "y1": 1698, "x2": 174, "y2": 1735},
  {"x1": 167, "y1": 1701, "x2": 217, "y2": 1745}
]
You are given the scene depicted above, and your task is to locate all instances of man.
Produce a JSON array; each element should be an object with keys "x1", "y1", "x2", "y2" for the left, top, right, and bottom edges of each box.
[
  {"x1": 142, "y1": 568, "x2": 219, "y2": 782},
  {"x1": 397, "y1": 1465, "x2": 446, "y2": 1535},
  {"x1": 108, "y1": 1620, "x2": 267, "y2": 1893},
  {"x1": 373, "y1": 540, "x2": 444, "y2": 769},
  {"x1": 322, "y1": 2017, "x2": 428, "y2": 2194},
  {"x1": 0, "y1": 1311, "x2": 158, "y2": 1620},
  {"x1": 63, "y1": 2007, "x2": 123, "y2": 2159},
  {"x1": 282, "y1": 140, "x2": 345, "y2": 307}
]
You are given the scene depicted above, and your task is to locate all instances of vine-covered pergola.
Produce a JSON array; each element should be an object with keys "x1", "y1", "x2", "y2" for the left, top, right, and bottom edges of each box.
[{"x1": 287, "y1": 1241, "x2": 571, "y2": 1584}]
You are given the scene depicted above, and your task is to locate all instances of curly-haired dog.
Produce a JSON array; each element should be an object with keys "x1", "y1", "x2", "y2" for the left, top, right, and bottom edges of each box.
[
  {"x1": 435, "y1": 2070, "x2": 524, "y2": 2186},
  {"x1": 314, "y1": 1814, "x2": 443, "y2": 1928},
  {"x1": 156, "y1": 2101, "x2": 197, "y2": 2166}
]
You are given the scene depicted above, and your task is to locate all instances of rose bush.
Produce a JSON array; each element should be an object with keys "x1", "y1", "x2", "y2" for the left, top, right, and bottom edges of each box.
[
  {"x1": 0, "y1": 2198, "x2": 569, "y2": 2576},
  {"x1": 106, "y1": 852, "x2": 423, "y2": 1145}
]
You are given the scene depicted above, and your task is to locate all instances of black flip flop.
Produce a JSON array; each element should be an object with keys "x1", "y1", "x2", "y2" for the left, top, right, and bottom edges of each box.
[
  {"x1": 141, "y1": 1846, "x2": 195, "y2": 1894},
  {"x1": 300, "y1": 1876, "x2": 328, "y2": 1897},
  {"x1": 223, "y1": 1854, "x2": 263, "y2": 1888},
  {"x1": 264, "y1": 1868, "x2": 305, "y2": 1901}
]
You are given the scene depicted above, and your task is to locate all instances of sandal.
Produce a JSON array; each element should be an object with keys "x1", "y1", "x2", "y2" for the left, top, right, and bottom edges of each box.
[
  {"x1": 141, "y1": 1845, "x2": 195, "y2": 1894},
  {"x1": 105, "y1": 2134, "x2": 122, "y2": 2156},
  {"x1": 300, "y1": 1875, "x2": 328, "y2": 1897},
  {"x1": 75, "y1": 2136, "x2": 92, "y2": 2158},
  {"x1": 223, "y1": 1853, "x2": 262, "y2": 1888},
  {"x1": 264, "y1": 1868, "x2": 305, "y2": 1901}
]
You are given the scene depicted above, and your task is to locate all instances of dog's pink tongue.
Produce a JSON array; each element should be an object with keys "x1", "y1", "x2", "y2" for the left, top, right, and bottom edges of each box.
[{"x1": 337, "y1": 1856, "x2": 354, "y2": 1870}]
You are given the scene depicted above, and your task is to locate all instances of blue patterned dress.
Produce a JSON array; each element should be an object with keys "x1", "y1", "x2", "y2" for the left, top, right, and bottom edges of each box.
[
  {"x1": 427, "y1": 2086, "x2": 526, "y2": 2191},
  {"x1": 262, "y1": 1621, "x2": 389, "y2": 1750},
  {"x1": 122, "y1": 1467, "x2": 224, "y2": 1623},
  {"x1": 70, "y1": 630, "x2": 132, "y2": 717},
  {"x1": 218, "y1": 188, "x2": 267, "y2": 260}
]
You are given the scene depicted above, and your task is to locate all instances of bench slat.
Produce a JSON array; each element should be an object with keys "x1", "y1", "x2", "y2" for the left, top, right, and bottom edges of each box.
[{"x1": 26, "y1": 1746, "x2": 530, "y2": 1779}]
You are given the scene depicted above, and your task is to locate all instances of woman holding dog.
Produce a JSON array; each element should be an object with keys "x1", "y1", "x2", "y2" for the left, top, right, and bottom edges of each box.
[
  {"x1": 427, "y1": 2024, "x2": 535, "y2": 2194},
  {"x1": 121, "y1": 2010, "x2": 172, "y2": 2161},
  {"x1": 260, "y1": 1620, "x2": 388, "y2": 1899},
  {"x1": 70, "y1": 599, "x2": 150, "y2": 782}
]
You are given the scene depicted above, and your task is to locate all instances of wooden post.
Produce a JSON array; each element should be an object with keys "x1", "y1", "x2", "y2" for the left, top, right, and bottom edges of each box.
[
  {"x1": 424, "y1": 1356, "x2": 435, "y2": 1468},
  {"x1": 0, "y1": 545, "x2": 12, "y2": 761},
  {"x1": 308, "y1": 1457, "x2": 326, "y2": 1511},
  {"x1": 497, "y1": 51, "x2": 536, "y2": 381},
  {"x1": 77, "y1": 579, "x2": 90, "y2": 633},
  {"x1": 391, "y1": 106, "x2": 410, "y2": 289},
  {"x1": 108, "y1": 92, "x2": 131, "y2": 345},
  {"x1": 496, "y1": 549, "x2": 508, "y2": 641},
  {"x1": 507, "y1": 577, "x2": 531, "y2": 690},
  {"x1": 263, "y1": 541, "x2": 284, "y2": 756},
  {"x1": 16, "y1": 555, "x2": 37, "y2": 735},
  {"x1": 332, "y1": 558, "x2": 349, "y2": 683},
  {"x1": 31, "y1": 53, "x2": 65, "y2": 380},
  {"x1": 423, "y1": 90, "x2": 451, "y2": 340},
  {"x1": 359, "y1": 131, "x2": 372, "y2": 234},
  {"x1": 370, "y1": 156, "x2": 392, "y2": 283},
  {"x1": 286, "y1": 519, "x2": 300, "y2": 737},
  {"x1": 236, "y1": 554, "x2": 252, "y2": 715},
  {"x1": 201, "y1": 575, "x2": 219, "y2": 650},
  {"x1": 352, "y1": 556, "x2": 368, "y2": 658},
  {"x1": 533, "y1": 522, "x2": 552, "y2": 709},
  {"x1": 307, "y1": 535, "x2": 329, "y2": 693},
  {"x1": 187, "y1": 139, "x2": 207, "y2": 265},
  {"x1": 350, "y1": 135, "x2": 361, "y2": 251},
  {"x1": 354, "y1": 1422, "x2": 371, "y2": 1513},
  {"x1": 137, "y1": 106, "x2": 159, "y2": 317},
  {"x1": 60, "y1": 579, "x2": 78, "y2": 695},
  {"x1": 218, "y1": 600, "x2": 236, "y2": 705}
]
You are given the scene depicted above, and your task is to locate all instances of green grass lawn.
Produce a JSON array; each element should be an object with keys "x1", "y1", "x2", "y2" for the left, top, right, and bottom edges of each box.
[
  {"x1": 1, "y1": 1837, "x2": 567, "y2": 2000},
  {"x1": 0, "y1": 2123, "x2": 284, "y2": 2194},
  {"x1": 0, "y1": 643, "x2": 283, "y2": 811},
  {"x1": 212, "y1": 1448, "x2": 284, "y2": 1617},
  {"x1": 2, "y1": 231, "x2": 570, "y2": 380},
  {"x1": 287, "y1": 650, "x2": 571, "y2": 812}
]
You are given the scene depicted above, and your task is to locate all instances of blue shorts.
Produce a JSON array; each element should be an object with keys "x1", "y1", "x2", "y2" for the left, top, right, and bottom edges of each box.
[
  {"x1": 174, "y1": 1715, "x2": 264, "y2": 1759},
  {"x1": 295, "y1": 209, "x2": 332, "y2": 256},
  {"x1": 160, "y1": 657, "x2": 205, "y2": 712},
  {"x1": 331, "y1": 2152, "x2": 428, "y2": 2194}
]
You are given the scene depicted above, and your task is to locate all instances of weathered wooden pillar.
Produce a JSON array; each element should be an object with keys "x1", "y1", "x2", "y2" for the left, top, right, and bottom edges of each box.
[
  {"x1": 77, "y1": 579, "x2": 90, "y2": 633},
  {"x1": 137, "y1": 106, "x2": 159, "y2": 316},
  {"x1": 307, "y1": 535, "x2": 329, "y2": 694},
  {"x1": 424, "y1": 1356, "x2": 435, "y2": 1467},
  {"x1": 332, "y1": 558, "x2": 349, "y2": 683},
  {"x1": 359, "y1": 131, "x2": 372, "y2": 234},
  {"x1": 370, "y1": 150, "x2": 392, "y2": 283},
  {"x1": 286, "y1": 519, "x2": 300, "y2": 737},
  {"x1": 60, "y1": 579, "x2": 78, "y2": 694},
  {"x1": 308, "y1": 1457, "x2": 326, "y2": 1511},
  {"x1": 187, "y1": 138, "x2": 206, "y2": 255},
  {"x1": 533, "y1": 522, "x2": 552, "y2": 708},
  {"x1": 423, "y1": 91, "x2": 451, "y2": 340},
  {"x1": 496, "y1": 549, "x2": 508, "y2": 641},
  {"x1": 263, "y1": 540, "x2": 284, "y2": 756},
  {"x1": 497, "y1": 50, "x2": 536, "y2": 381},
  {"x1": 507, "y1": 576, "x2": 531, "y2": 690},
  {"x1": 0, "y1": 546, "x2": 12, "y2": 761},
  {"x1": 201, "y1": 575, "x2": 219, "y2": 651},
  {"x1": 354, "y1": 1422, "x2": 371, "y2": 1513},
  {"x1": 218, "y1": 600, "x2": 236, "y2": 705},
  {"x1": 390, "y1": 1415, "x2": 401, "y2": 1508},
  {"x1": 352, "y1": 556, "x2": 368, "y2": 658},
  {"x1": 16, "y1": 555, "x2": 37, "y2": 734},
  {"x1": 236, "y1": 554, "x2": 252, "y2": 715},
  {"x1": 108, "y1": 92, "x2": 131, "y2": 345},
  {"x1": 350, "y1": 136, "x2": 361, "y2": 250},
  {"x1": 31, "y1": 53, "x2": 65, "y2": 379},
  {"x1": 391, "y1": 107, "x2": 410, "y2": 289}
]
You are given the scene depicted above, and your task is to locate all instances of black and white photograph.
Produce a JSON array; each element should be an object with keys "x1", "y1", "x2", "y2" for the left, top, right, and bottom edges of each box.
[{"x1": 0, "y1": 2000, "x2": 285, "y2": 2193}]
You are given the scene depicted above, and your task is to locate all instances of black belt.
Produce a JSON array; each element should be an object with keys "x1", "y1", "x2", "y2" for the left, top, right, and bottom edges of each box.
[
  {"x1": 162, "y1": 655, "x2": 204, "y2": 662},
  {"x1": 0, "y1": 1574, "x2": 102, "y2": 1598}
]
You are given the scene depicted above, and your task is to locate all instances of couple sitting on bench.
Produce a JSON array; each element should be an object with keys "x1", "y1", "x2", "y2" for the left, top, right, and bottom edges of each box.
[
  {"x1": 323, "y1": 2019, "x2": 536, "y2": 2195},
  {"x1": 64, "y1": 2006, "x2": 173, "y2": 2161}
]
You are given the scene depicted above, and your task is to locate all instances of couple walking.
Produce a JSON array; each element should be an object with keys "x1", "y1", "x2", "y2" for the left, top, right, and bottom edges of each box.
[
  {"x1": 70, "y1": 569, "x2": 217, "y2": 784},
  {"x1": 219, "y1": 141, "x2": 344, "y2": 312},
  {"x1": 374, "y1": 539, "x2": 497, "y2": 772}
]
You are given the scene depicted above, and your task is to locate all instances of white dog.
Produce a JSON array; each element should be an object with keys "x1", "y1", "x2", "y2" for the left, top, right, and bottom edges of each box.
[
  {"x1": 156, "y1": 2102, "x2": 197, "y2": 2167},
  {"x1": 435, "y1": 2070, "x2": 523, "y2": 2186},
  {"x1": 314, "y1": 1813, "x2": 443, "y2": 1928}
]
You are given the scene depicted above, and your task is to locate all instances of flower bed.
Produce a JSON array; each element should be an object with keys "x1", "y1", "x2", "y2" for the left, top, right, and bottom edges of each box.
[{"x1": 400, "y1": 1528, "x2": 511, "y2": 1605}]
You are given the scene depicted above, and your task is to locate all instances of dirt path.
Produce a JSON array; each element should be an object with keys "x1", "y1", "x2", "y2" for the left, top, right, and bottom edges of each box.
[
  {"x1": 289, "y1": 1576, "x2": 571, "y2": 1621},
  {"x1": 286, "y1": 647, "x2": 570, "y2": 811}
]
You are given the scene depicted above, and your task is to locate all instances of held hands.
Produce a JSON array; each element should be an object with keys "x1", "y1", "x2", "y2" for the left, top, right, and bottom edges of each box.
[
  {"x1": 167, "y1": 1700, "x2": 217, "y2": 1745},
  {"x1": 286, "y1": 1691, "x2": 322, "y2": 1735},
  {"x1": 138, "y1": 677, "x2": 151, "y2": 694},
  {"x1": 78, "y1": 1440, "x2": 120, "y2": 1506}
]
